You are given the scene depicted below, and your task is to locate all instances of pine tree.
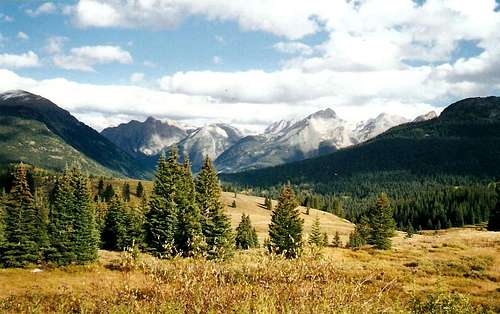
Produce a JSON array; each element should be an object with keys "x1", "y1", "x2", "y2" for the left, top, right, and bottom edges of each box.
[
  {"x1": 46, "y1": 170, "x2": 77, "y2": 265},
  {"x1": 321, "y1": 233, "x2": 329, "y2": 246},
  {"x1": 145, "y1": 151, "x2": 179, "y2": 257},
  {"x1": 0, "y1": 163, "x2": 44, "y2": 267},
  {"x1": 333, "y1": 231, "x2": 341, "y2": 247},
  {"x1": 268, "y1": 185, "x2": 303, "y2": 258},
  {"x1": 174, "y1": 157, "x2": 205, "y2": 257},
  {"x1": 136, "y1": 181, "x2": 144, "y2": 198},
  {"x1": 367, "y1": 193, "x2": 396, "y2": 250},
  {"x1": 487, "y1": 190, "x2": 500, "y2": 231},
  {"x1": 196, "y1": 156, "x2": 234, "y2": 260},
  {"x1": 102, "y1": 184, "x2": 115, "y2": 203},
  {"x1": 264, "y1": 196, "x2": 273, "y2": 211},
  {"x1": 71, "y1": 167, "x2": 99, "y2": 263},
  {"x1": 235, "y1": 214, "x2": 258, "y2": 249},
  {"x1": 308, "y1": 216, "x2": 323, "y2": 246},
  {"x1": 122, "y1": 182, "x2": 131, "y2": 202},
  {"x1": 96, "y1": 178, "x2": 105, "y2": 201},
  {"x1": 101, "y1": 195, "x2": 129, "y2": 251}
]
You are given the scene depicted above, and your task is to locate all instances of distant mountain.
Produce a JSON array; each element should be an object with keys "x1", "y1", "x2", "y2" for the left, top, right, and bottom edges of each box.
[
  {"x1": 177, "y1": 123, "x2": 244, "y2": 171},
  {"x1": 353, "y1": 113, "x2": 409, "y2": 143},
  {"x1": 215, "y1": 108, "x2": 407, "y2": 173},
  {"x1": 221, "y1": 96, "x2": 500, "y2": 187},
  {"x1": 102, "y1": 116, "x2": 193, "y2": 158},
  {"x1": 413, "y1": 111, "x2": 438, "y2": 123},
  {"x1": 0, "y1": 90, "x2": 150, "y2": 178}
]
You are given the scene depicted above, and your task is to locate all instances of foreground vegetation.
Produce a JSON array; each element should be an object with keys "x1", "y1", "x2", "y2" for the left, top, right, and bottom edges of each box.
[{"x1": 0, "y1": 227, "x2": 498, "y2": 313}]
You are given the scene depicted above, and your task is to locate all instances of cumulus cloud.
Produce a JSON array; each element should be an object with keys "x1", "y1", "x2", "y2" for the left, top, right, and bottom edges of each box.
[
  {"x1": 17, "y1": 32, "x2": 29, "y2": 40},
  {"x1": 273, "y1": 42, "x2": 313, "y2": 56},
  {"x1": 26, "y1": 2, "x2": 57, "y2": 17},
  {"x1": 0, "y1": 51, "x2": 40, "y2": 68},
  {"x1": 130, "y1": 72, "x2": 144, "y2": 83},
  {"x1": 72, "y1": 0, "x2": 320, "y2": 39},
  {"x1": 52, "y1": 45, "x2": 133, "y2": 71}
]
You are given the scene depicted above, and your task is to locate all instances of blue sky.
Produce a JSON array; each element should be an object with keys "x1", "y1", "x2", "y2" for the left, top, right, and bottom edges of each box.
[{"x1": 0, "y1": 0, "x2": 499, "y2": 131}]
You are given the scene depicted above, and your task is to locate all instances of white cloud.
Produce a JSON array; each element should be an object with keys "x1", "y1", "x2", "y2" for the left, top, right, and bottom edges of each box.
[
  {"x1": 273, "y1": 42, "x2": 313, "y2": 56},
  {"x1": 143, "y1": 60, "x2": 156, "y2": 68},
  {"x1": 52, "y1": 45, "x2": 133, "y2": 71},
  {"x1": 0, "y1": 14, "x2": 14, "y2": 22},
  {"x1": 17, "y1": 32, "x2": 29, "y2": 40},
  {"x1": 130, "y1": 72, "x2": 144, "y2": 83},
  {"x1": 212, "y1": 56, "x2": 222, "y2": 65},
  {"x1": 26, "y1": 2, "x2": 57, "y2": 17},
  {"x1": 44, "y1": 36, "x2": 68, "y2": 54},
  {"x1": 72, "y1": 0, "x2": 320, "y2": 39},
  {"x1": 0, "y1": 52, "x2": 40, "y2": 68}
]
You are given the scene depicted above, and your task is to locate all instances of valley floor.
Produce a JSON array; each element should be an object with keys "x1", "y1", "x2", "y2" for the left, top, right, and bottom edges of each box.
[{"x1": 0, "y1": 227, "x2": 498, "y2": 313}]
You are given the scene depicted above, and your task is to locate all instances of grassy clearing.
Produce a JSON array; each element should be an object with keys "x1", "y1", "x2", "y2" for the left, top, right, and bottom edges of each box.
[{"x1": 0, "y1": 228, "x2": 498, "y2": 313}]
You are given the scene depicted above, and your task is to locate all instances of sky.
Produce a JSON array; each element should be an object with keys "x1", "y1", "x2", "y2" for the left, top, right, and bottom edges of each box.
[{"x1": 0, "y1": 0, "x2": 499, "y2": 132}]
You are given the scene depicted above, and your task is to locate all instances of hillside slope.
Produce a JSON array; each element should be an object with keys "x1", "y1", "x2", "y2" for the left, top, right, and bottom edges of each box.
[{"x1": 0, "y1": 90, "x2": 151, "y2": 178}]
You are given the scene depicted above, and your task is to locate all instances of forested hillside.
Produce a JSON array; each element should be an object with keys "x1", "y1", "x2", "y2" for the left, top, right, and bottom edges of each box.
[{"x1": 221, "y1": 97, "x2": 500, "y2": 230}]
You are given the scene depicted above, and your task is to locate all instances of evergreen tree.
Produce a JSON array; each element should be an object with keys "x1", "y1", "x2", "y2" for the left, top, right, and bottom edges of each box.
[
  {"x1": 321, "y1": 232, "x2": 329, "y2": 246},
  {"x1": 101, "y1": 195, "x2": 129, "y2": 251},
  {"x1": 235, "y1": 214, "x2": 258, "y2": 249},
  {"x1": 231, "y1": 200, "x2": 237, "y2": 208},
  {"x1": 145, "y1": 151, "x2": 179, "y2": 257},
  {"x1": 487, "y1": 190, "x2": 500, "y2": 231},
  {"x1": 102, "y1": 184, "x2": 115, "y2": 203},
  {"x1": 71, "y1": 167, "x2": 99, "y2": 263},
  {"x1": 122, "y1": 182, "x2": 131, "y2": 202},
  {"x1": 333, "y1": 231, "x2": 341, "y2": 247},
  {"x1": 196, "y1": 156, "x2": 234, "y2": 260},
  {"x1": 268, "y1": 185, "x2": 303, "y2": 258},
  {"x1": 46, "y1": 170, "x2": 77, "y2": 265},
  {"x1": 174, "y1": 157, "x2": 205, "y2": 257},
  {"x1": 308, "y1": 216, "x2": 323, "y2": 246},
  {"x1": 367, "y1": 193, "x2": 396, "y2": 250},
  {"x1": 136, "y1": 181, "x2": 144, "y2": 198},
  {"x1": 0, "y1": 163, "x2": 44, "y2": 267},
  {"x1": 264, "y1": 196, "x2": 273, "y2": 211},
  {"x1": 96, "y1": 178, "x2": 105, "y2": 201}
]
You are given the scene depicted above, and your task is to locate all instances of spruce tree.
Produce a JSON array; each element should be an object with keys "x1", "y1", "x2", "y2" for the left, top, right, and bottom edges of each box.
[
  {"x1": 367, "y1": 193, "x2": 396, "y2": 250},
  {"x1": 0, "y1": 163, "x2": 43, "y2": 267},
  {"x1": 235, "y1": 214, "x2": 258, "y2": 249},
  {"x1": 145, "y1": 151, "x2": 179, "y2": 257},
  {"x1": 174, "y1": 157, "x2": 205, "y2": 257},
  {"x1": 102, "y1": 184, "x2": 115, "y2": 203},
  {"x1": 46, "y1": 170, "x2": 77, "y2": 265},
  {"x1": 333, "y1": 231, "x2": 341, "y2": 247},
  {"x1": 268, "y1": 185, "x2": 303, "y2": 258},
  {"x1": 308, "y1": 216, "x2": 323, "y2": 246},
  {"x1": 101, "y1": 195, "x2": 129, "y2": 251},
  {"x1": 71, "y1": 167, "x2": 99, "y2": 263},
  {"x1": 122, "y1": 182, "x2": 131, "y2": 202},
  {"x1": 196, "y1": 156, "x2": 234, "y2": 260},
  {"x1": 487, "y1": 191, "x2": 500, "y2": 231},
  {"x1": 136, "y1": 181, "x2": 144, "y2": 198}
]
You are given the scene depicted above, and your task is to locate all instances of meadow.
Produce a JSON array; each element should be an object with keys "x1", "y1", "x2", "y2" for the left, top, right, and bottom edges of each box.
[{"x1": 0, "y1": 191, "x2": 498, "y2": 313}]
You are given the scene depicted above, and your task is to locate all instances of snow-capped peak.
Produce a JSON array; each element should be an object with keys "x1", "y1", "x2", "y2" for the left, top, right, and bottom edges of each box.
[
  {"x1": 413, "y1": 111, "x2": 438, "y2": 122},
  {"x1": 0, "y1": 90, "x2": 36, "y2": 101}
]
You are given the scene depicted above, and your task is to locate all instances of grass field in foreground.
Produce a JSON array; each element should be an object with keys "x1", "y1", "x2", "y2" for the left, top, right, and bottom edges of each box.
[{"x1": 0, "y1": 227, "x2": 498, "y2": 313}]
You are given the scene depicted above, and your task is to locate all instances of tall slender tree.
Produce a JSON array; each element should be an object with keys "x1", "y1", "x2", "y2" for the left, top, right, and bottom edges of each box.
[
  {"x1": 308, "y1": 216, "x2": 323, "y2": 246},
  {"x1": 145, "y1": 151, "x2": 179, "y2": 257},
  {"x1": 136, "y1": 181, "x2": 144, "y2": 198},
  {"x1": 268, "y1": 185, "x2": 303, "y2": 258},
  {"x1": 196, "y1": 156, "x2": 234, "y2": 259},
  {"x1": 46, "y1": 169, "x2": 77, "y2": 265},
  {"x1": 367, "y1": 193, "x2": 396, "y2": 250},
  {"x1": 71, "y1": 167, "x2": 99, "y2": 262},
  {"x1": 122, "y1": 182, "x2": 131, "y2": 202},
  {"x1": 101, "y1": 195, "x2": 129, "y2": 251},
  {"x1": 0, "y1": 163, "x2": 45, "y2": 267},
  {"x1": 174, "y1": 157, "x2": 205, "y2": 256}
]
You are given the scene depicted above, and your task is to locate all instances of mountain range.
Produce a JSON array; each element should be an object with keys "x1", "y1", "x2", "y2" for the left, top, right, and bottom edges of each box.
[
  {"x1": 0, "y1": 89, "x2": 456, "y2": 179},
  {"x1": 101, "y1": 106, "x2": 432, "y2": 172},
  {"x1": 220, "y1": 96, "x2": 500, "y2": 189}
]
